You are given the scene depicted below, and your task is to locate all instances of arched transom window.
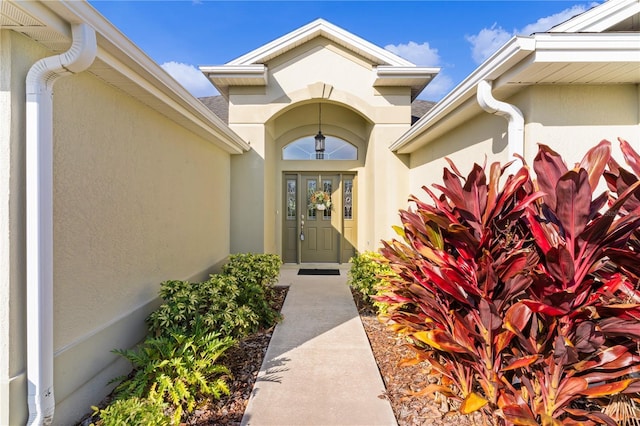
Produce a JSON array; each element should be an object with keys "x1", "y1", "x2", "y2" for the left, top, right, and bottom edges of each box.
[{"x1": 282, "y1": 136, "x2": 357, "y2": 160}]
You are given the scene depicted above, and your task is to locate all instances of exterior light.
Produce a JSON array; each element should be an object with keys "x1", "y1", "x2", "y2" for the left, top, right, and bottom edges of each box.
[{"x1": 315, "y1": 103, "x2": 325, "y2": 159}]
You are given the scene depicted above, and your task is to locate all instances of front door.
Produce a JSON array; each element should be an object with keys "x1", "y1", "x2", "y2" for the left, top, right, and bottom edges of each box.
[{"x1": 283, "y1": 173, "x2": 356, "y2": 263}]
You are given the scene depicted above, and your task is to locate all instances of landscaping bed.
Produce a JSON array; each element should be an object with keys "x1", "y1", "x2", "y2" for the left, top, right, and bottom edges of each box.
[{"x1": 182, "y1": 288, "x2": 476, "y2": 426}]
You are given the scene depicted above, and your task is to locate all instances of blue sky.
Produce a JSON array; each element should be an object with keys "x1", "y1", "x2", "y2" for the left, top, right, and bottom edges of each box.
[{"x1": 88, "y1": 1, "x2": 599, "y2": 101}]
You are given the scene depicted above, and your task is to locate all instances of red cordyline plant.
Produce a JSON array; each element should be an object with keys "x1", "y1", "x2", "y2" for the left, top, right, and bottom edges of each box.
[{"x1": 378, "y1": 139, "x2": 640, "y2": 425}]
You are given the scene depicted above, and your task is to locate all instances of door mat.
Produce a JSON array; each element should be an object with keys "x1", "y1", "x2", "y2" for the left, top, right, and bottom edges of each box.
[{"x1": 298, "y1": 269, "x2": 340, "y2": 276}]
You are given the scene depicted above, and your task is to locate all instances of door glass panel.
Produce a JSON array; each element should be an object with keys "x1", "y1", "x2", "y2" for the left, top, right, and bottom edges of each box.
[
  {"x1": 286, "y1": 179, "x2": 296, "y2": 220},
  {"x1": 307, "y1": 180, "x2": 317, "y2": 219},
  {"x1": 344, "y1": 179, "x2": 353, "y2": 220},
  {"x1": 322, "y1": 180, "x2": 332, "y2": 220}
]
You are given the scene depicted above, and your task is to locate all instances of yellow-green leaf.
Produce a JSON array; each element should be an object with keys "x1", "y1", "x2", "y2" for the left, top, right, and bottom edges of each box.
[{"x1": 460, "y1": 392, "x2": 488, "y2": 414}]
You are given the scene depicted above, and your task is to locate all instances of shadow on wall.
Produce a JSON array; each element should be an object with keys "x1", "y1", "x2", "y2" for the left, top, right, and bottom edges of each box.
[{"x1": 409, "y1": 113, "x2": 508, "y2": 170}]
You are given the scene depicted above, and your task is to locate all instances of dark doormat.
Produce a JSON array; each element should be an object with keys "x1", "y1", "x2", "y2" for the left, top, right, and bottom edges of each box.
[{"x1": 298, "y1": 269, "x2": 340, "y2": 276}]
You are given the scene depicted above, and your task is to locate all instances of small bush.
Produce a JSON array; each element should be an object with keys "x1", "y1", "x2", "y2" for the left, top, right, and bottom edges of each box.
[
  {"x1": 221, "y1": 253, "x2": 283, "y2": 329},
  {"x1": 102, "y1": 253, "x2": 283, "y2": 424},
  {"x1": 91, "y1": 397, "x2": 169, "y2": 426},
  {"x1": 348, "y1": 251, "x2": 395, "y2": 312},
  {"x1": 111, "y1": 330, "x2": 233, "y2": 424},
  {"x1": 146, "y1": 275, "x2": 261, "y2": 339}
]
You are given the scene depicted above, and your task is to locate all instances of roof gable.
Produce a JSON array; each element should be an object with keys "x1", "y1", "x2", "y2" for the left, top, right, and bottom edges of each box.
[
  {"x1": 550, "y1": 0, "x2": 640, "y2": 33},
  {"x1": 227, "y1": 18, "x2": 413, "y2": 67},
  {"x1": 201, "y1": 18, "x2": 439, "y2": 101}
]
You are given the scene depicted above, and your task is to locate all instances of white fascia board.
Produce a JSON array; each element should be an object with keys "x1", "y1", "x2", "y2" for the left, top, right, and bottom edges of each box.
[
  {"x1": 550, "y1": 0, "x2": 640, "y2": 33},
  {"x1": 374, "y1": 66, "x2": 441, "y2": 83},
  {"x1": 227, "y1": 18, "x2": 414, "y2": 67},
  {"x1": 532, "y1": 32, "x2": 640, "y2": 62},
  {"x1": 39, "y1": 1, "x2": 249, "y2": 154},
  {"x1": 390, "y1": 36, "x2": 536, "y2": 153},
  {"x1": 199, "y1": 64, "x2": 267, "y2": 84}
]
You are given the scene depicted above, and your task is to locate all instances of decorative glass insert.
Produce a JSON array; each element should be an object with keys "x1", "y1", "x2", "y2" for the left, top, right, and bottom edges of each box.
[
  {"x1": 344, "y1": 179, "x2": 353, "y2": 220},
  {"x1": 283, "y1": 136, "x2": 357, "y2": 160},
  {"x1": 286, "y1": 179, "x2": 296, "y2": 220},
  {"x1": 322, "y1": 180, "x2": 332, "y2": 220},
  {"x1": 307, "y1": 180, "x2": 317, "y2": 219}
]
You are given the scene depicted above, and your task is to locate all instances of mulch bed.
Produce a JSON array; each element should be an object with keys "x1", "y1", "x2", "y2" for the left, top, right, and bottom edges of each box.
[
  {"x1": 352, "y1": 290, "x2": 482, "y2": 426},
  {"x1": 81, "y1": 285, "x2": 483, "y2": 425}
]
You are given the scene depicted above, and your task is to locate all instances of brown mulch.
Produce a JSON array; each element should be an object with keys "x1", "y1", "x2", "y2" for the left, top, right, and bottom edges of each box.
[
  {"x1": 81, "y1": 285, "x2": 482, "y2": 426},
  {"x1": 352, "y1": 290, "x2": 483, "y2": 426},
  {"x1": 187, "y1": 287, "x2": 481, "y2": 426}
]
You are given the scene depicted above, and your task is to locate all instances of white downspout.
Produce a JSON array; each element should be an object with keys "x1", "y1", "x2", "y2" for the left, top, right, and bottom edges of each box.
[
  {"x1": 25, "y1": 23, "x2": 96, "y2": 426},
  {"x1": 476, "y1": 79, "x2": 524, "y2": 175}
]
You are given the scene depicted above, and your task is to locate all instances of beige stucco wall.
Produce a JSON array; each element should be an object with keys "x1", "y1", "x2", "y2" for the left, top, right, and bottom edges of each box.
[
  {"x1": 523, "y1": 85, "x2": 640, "y2": 166},
  {"x1": 2, "y1": 31, "x2": 234, "y2": 425},
  {"x1": 228, "y1": 37, "x2": 413, "y2": 258},
  {"x1": 408, "y1": 84, "x2": 640, "y2": 213}
]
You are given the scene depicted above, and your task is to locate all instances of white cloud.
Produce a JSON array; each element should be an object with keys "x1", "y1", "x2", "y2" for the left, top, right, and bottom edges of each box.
[
  {"x1": 419, "y1": 73, "x2": 454, "y2": 101},
  {"x1": 385, "y1": 41, "x2": 453, "y2": 101},
  {"x1": 466, "y1": 23, "x2": 512, "y2": 64},
  {"x1": 466, "y1": 3, "x2": 598, "y2": 64},
  {"x1": 520, "y1": 4, "x2": 597, "y2": 35},
  {"x1": 384, "y1": 41, "x2": 441, "y2": 66},
  {"x1": 161, "y1": 61, "x2": 218, "y2": 98}
]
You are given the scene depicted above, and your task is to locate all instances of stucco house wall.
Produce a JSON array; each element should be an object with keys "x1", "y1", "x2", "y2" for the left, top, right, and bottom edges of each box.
[
  {"x1": 407, "y1": 83, "x2": 640, "y2": 199},
  {"x1": 1, "y1": 28, "x2": 236, "y2": 425}
]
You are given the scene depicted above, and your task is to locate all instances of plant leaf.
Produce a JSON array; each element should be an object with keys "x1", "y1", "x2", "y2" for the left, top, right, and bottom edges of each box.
[
  {"x1": 501, "y1": 404, "x2": 539, "y2": 426},
  {"x1": 534, "y1": 144, "x2": 568, "y2": 211},
  {"x1": 502, "y1": 355, "x2": 540, "y2": 371},
  {"x1": 460, "y1": 392, "x2": 488, "y2": 414},
  {"x1": 581, "y1": 378, "x2": 637, "y2": 397},
  {"x1": 577, "y1": 139, "x2": 611, "y2": 194}
]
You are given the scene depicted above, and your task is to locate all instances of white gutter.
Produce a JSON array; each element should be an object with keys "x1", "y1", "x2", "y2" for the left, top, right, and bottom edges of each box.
[
  {"x1": 25, "y1": 23, "x2": 96, "y2": 425},
  {"x1": 476, "y1": 79, "x2": 524, "y2": 175}
]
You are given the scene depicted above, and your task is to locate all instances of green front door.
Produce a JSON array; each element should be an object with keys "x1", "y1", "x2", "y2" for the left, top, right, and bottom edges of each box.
[{"x1": 282, "y1": 173, "x2": 357, "y2": 263}]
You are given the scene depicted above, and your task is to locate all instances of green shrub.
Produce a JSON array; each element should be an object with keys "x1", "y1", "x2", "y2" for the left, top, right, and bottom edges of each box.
[
  {"x1": 379, "y1": 139, "x2": 640, "y2": 425},
  {"x1": 146, "y1": 275, "x2": 260, "y2": 339},
  {"x1": 348, "y1": 251, "x2": 395, "y2": 312},
  {"x1": 147, "y1": 254, "x2": 282, "y2": 339},
  {"x1": 111, "y1": 330, "x2": 233, "y2": 424},
  {"x1": 221, "y1": 253, "x2": 283, "y2": 330},
  {"x1": 91, "y1": 397, "x2": 169, "y2": 426}
]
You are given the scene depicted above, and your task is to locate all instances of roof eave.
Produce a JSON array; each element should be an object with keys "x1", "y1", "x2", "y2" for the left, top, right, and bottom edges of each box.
[
  {"x1": 390, "y1": 30, "x2": 640, "y2": 155},
  {"x1": 15, "y1": 0, "x2": 249, "y2": 154},
  {"x1": 199, "y1": 64, "x2": 267, "y2": 101},
  {"x1": 390, "y1": 36, "x2": 536, "y2": 154},
  {"x1": 374, "y1": 66, "x2": 441, "y2": 101}
]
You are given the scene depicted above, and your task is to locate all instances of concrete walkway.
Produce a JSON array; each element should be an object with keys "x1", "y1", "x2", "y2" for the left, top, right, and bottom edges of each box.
[{"x1": 241, "y1": 264, "x2": 397, "y2": 426}]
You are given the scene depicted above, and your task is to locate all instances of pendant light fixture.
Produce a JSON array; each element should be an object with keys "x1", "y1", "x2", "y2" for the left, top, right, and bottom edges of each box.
[{"x1": 314, "y1": 102, "x2": 325, "y2": 159}]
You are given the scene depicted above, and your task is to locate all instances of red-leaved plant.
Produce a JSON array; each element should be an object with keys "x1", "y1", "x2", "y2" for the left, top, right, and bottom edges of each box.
[{"x1": 378, "y1": 139, "x2": 640, "y2": 425}]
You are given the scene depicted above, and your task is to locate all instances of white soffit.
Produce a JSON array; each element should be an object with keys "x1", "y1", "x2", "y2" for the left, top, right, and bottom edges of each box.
[{"x1": 4, "y1": 0, "x2": 249, "y2": 154}]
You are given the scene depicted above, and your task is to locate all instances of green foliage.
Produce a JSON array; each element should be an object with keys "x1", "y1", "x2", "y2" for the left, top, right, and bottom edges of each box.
[
  {"x1": 101, "y1": 253, "x2": 283, "y2": 424},
  {"x1": 91, "y1": 397, "x2": 170, "y2": 426},
  {"x1": 146, "y1": 275, "x2": 260, "y2": 339},
  {"x1": 147, "y1": 254, "x2": 282, "y2": 339},
  {"x1": 221, "y1": 253, "x2": 283, "y2": 329},
  {"x1": 111, "y1": 330, "x2": 233, "y2": 424},
  {"x1": 379, "y1": 139, "x2": 640, "y2": 425},
  {"x1": 348, "y1": 251, "x2": 395, "y2": 312}
]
